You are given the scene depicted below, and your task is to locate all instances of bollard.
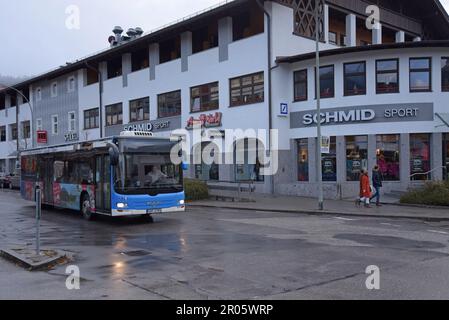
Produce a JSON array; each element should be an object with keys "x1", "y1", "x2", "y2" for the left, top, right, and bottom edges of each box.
[{"x1": 35, "y1": 186, "x2": 42, "y2": 256}]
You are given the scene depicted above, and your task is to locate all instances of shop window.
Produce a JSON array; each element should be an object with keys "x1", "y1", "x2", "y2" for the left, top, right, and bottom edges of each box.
[
  {"x1": 294, "y1": 69, "x2": 308, "y2": 102},
  {"x1": 346, "y1": 136, "x2": 368, "y2": 181},
  {"x1": 316, "y1": 65, "x2": 334, "y2": 99},
  {"x1": 159, "y1": 36, "x2": 181, "y2": 64},
  {"x1": 441, "y1": 58, "x2": 449, "y2": 92},
  {"x1": 190, "y1": 82, "x2": 219, "y2": 113},
  {"x1": 322, "y1": 137, "x2": 337, "y2": 182},
  {"x1": 230, "y1": 72, "x2": 264, "y2": 107},
  {"x1": 232, "y1": 8, "x2": 264, "y2": 41},
  {"x1": 105, "y1": 103, "x2": 123, "y2": 127},
  {"x1": 129, "y1": 97, "x2": 150, "y2": 123},
  {"x1": 410, "y1": 58, "x2": 432, "y2": 92},
  {"x1": 443, "y1": 134, "x2": 449, "y2": 180},
  {"x1": 234, "y1": 139, "x2": 264, "y2": 182},
  {"x1": 410, "y1": 133, "x2": 431, "y2": 181},
  {"x1": 22, "y1": 121, "x2": 31, "y2": 139},
  {"x1": 297, "y1": 139, "x2": 309, "y2": 182},
  {"x1": 131, "y1": 48, "x2": 149, "y2": 72},
  {"x1": 194, "y1": 142, "x2": 219, "y2": 181},
  {"x1": 192, "y1": 23, "x2": 218, "y2": 54},
  {"x1": 344, "y1": 62, "x2": 366, "y2": 96},
  {"x1": 84, "y1": 108, "x2": 99, "y2": 130},
  {"x1": 107, "y1": 57, "x2": 123, "y2": 79},
  {"x1": 0, "y1": 126, "x2": 6, "y2": 142},
  {"x1": 376, "y1": 59, "x2": 399, "y2": 94},
  {"x1": 376, "y1": 134, "x2": 400, "y2": 181},
  {"x1": 158, "y1": 90, "x2": 181, "y2": 118}
]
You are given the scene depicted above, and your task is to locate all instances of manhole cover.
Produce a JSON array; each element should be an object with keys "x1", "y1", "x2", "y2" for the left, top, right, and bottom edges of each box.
[{"x1": 121, "y1": 250, "x2": 151, "y2": 257}]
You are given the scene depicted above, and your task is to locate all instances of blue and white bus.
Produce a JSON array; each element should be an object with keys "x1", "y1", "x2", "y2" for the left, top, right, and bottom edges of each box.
[{"x1": 21, "y1": 131, "x2": 185, "y2": 221}]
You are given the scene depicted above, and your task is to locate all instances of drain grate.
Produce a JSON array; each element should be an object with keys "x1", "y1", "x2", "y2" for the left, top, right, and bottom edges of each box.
[{"x1": 121, "y1": 250, "x2": 151, "y2": 257}]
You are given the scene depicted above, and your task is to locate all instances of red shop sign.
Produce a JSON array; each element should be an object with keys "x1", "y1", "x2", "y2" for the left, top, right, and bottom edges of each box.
[
  {"x1": 186, "y1": 112, "x2": 222, "y2": 130},
  {"x1": 37, "y1": 130, "x2": 48, "y2": 144}
]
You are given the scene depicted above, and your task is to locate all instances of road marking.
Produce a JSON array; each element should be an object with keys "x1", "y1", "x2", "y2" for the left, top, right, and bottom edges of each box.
[
  {"x1": 427, "y1": 230, "x2": 449, "y2": 235},
  {"x1": 334, "y1": 217, "x2": 356, "y2": 221},
  {"x1": 380, "y1": 223, "x2": 400, "y2": 227}
]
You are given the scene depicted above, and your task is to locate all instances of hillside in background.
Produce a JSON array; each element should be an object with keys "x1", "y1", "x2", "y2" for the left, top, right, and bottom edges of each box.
[{"x1": 0, "y1": 75, "x2": 30, "y2": 88}]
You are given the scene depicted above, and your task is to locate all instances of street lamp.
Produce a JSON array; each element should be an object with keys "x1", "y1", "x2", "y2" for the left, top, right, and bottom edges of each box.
[{"x1": 315, "y1": 0, "x2": 324, "y2": 210}]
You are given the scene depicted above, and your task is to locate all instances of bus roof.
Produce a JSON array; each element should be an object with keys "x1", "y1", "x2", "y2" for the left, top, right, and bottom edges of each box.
[{"x1": 20, "y1": 133, "x2": 179, "y2": 157}]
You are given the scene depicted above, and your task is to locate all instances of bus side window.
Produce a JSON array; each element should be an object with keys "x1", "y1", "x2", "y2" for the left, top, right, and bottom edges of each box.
[{"x1": 54, "y1": 161, "x2": 65, "y2": 183}]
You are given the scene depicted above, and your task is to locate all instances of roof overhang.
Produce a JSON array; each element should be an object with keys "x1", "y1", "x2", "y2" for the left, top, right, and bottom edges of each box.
[{"x1": 276, "y1": 40, "x2": 449, "y2": 64}]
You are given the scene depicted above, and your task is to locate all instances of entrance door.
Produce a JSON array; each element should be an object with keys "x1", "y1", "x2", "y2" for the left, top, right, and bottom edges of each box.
[{"x1": 95, "y1": 155, "x2": 111, "y2": 213}]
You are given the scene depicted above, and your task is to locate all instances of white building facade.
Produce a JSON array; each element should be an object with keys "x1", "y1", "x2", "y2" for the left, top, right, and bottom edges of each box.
[{"x1": 1, "y1": 0, "x2": 449, "y2": 198}]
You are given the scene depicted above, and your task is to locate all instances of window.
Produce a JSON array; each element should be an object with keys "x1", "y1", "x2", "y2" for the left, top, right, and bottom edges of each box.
[
  {"x1": 36, "y1": 118, "x2": 43, "y2": 131},
  {"x1": 36, "y1": 87, "x2": 42, "y2": 101},
  {"x1": 410, "y1": 58, "x2": 432, "y2": 92},
  {"x1": 191, "y1": 82, "x2": 219, "y2": 113},
  {"x1": 442, "y1": 58, "x2": 449, "y2": 92},
  {"x1": 0, "y1": 94, "x2": 5, "y2": 110},
  {"x1": 0, "y1": 126, "x2": 6, "y2": 142},
  {"x1": 410, "y1": 133, "x2": 431, "y2": 180},
  {"x1": 340, "y1": 34, "x2": 347, "y2": 47},
  {"x1": 376, "y1": 59, "x2": 399, "y2": 94},
  {"x1": 22, "y1": 121, "x2": 30, "y2": 139},
  {"x1": 192, "y1": 24, "x2": 218, "y2": 54},
  {"x1": 84, "y1": 108, "x2": 99, "y2": 130},
  {"x1": 328, "y1": 32, "x2": 337, "y2": 45},
  {"x1": 294, "y1": 69, "x2": 308, "y2": 102},
  {"x1": 159, "y1": 36, "x2": 181, "y2": 64},
  {"x1": 322, "y1": 137, "x2": 337, "y2": 181},
  {"x1": 346, "y1": 136, "x2": 368, "y2": 181},
  {"x1": 230, "y1": 72, "x2": 264, "y2": 107},
  {"x1": 86, "y1": 67, "x2": 99, "y2": 85},
  {"x1": 234, "y1": 139, "x2": 264, "y2": 182},
  {"x1": 10, "y1": 95, "x2": 17, "y2": 108},
  {"x1": 51, "y1": 82, "x2": 58, "y2": 98},
  {"x1": 105, "y1": 103, "x2": 123, "y2": 126},
  {"x1": 443, "y1": 134, "x2": 449, "y2": 180},
  {"x1": 316, "y1": 65, "x2": 335, "y2": 99},
  {"x1": 232, "y1": 8, "x2": 264, "y2": 41},
  {"x1": 10, "y1": 124, "x2": 17, "y2": 140},
  {"x1": 68, "y1": 76, "x2": 76, "y2": 92},
  {"x1": 195, "y1": 142, "x2": 220, "y2": 181},
  {"x1": 68, "y1": 111, "x2": 76, "y2": 132},
  {"x1": 129, "y1": 97, "x2": 150, "y2": 123},
  {"x1": 297, "y1": 139, "x2": 309, "y2": 181},
  {"x1": 344, "y1": 62, "x2": 366, "y2": 96},
  {"x1": 158, "y1": 90, "x2": 181, "y2": 118},
  {"x1": 51, "y1": 115, "x2": 58, "y2": 135},
  {"x1": 107, "y1": 57, "x2": 123, "y2": 79},
  {"x1": 131, "y1": 48, "x2": 149, "y2": 72},
  {"x1": 376, "y1": 134, "x2": 400, "y2": 181}
]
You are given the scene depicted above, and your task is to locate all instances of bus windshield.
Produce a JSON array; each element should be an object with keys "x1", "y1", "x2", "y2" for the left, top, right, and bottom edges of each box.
[{"x1": 114, "y1": 138, "x2": 183, "y2": 195}]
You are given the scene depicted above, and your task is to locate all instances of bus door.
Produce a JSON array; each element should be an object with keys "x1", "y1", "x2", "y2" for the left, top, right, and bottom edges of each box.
[
  {"x1": 44, "y1": 157, "x2": 54, "y2": 204},
  {"x1": 95, "y1": 155, "x2": 111, "y2": 213}
]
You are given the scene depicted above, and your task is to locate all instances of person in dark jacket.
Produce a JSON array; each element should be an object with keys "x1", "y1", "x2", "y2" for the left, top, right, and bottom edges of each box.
[{"x1": 370, "y1": 165, "x2": 383, "y2": 207}]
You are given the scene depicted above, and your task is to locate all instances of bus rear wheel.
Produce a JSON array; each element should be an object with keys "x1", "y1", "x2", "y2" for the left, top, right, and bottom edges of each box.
[
  {"x1": 141, "y1": 214, "x2": 154, "y2": 223},
  {"x1": 81, "y1": 194, "x2": 94, "y2": 221}
]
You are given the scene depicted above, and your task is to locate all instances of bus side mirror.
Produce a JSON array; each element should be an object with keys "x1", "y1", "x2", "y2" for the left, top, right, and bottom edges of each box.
[
  {"x1": 109, "y1": 146, "x2": 119, "y2": 166},
  {"x1": 181, "y1": 163, "x2": 188, "y2": 171}
]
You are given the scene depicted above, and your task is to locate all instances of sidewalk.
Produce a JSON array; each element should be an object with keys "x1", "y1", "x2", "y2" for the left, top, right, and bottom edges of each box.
[{"x1": 190, "y1": 194, "x2": 449, "y2": 221}]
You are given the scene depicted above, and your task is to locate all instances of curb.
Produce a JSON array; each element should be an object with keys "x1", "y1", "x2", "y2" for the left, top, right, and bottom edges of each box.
[
  {"x1": 0, "y1": 248, "x2": 70, "y2": 271},
  {"x1": 189, "y1": 204, "x2": 449, "y2": 222}
]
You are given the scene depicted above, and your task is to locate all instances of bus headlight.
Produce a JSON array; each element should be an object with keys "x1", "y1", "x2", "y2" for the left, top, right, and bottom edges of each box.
[
  {"x1": 179, "y1": 200, "x2": 185, "y2": 205},
  {"x1": 117, "y1": 203, "x2": 127, "y2": 209}
]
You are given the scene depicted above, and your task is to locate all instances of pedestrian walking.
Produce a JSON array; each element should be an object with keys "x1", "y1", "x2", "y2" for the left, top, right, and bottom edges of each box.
[
  {"x1": 370, "y1": 165, "x2": 383, "y2": 207},
  {"x1": 357, "y1": 169, "x2": 372, "y2": 208}
]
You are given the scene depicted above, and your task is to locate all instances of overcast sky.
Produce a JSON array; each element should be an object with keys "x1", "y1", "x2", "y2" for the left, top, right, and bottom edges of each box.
[{"x1": 1, "y1": 0, "x2": 449, "y2": 78}]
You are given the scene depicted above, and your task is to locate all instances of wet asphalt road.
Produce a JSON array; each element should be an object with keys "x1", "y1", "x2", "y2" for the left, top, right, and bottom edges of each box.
[{"x1": 1, "y1": 189, "x2": 449, "y2": 300}]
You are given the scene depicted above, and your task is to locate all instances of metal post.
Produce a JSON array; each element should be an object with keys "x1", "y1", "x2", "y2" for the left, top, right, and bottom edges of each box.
[
  {"x1": 315, "y1": 0, "x2": 324, "y2": 210},
  {"x1": 35, "y1": 186, "x2": 42, "y2": 255}
]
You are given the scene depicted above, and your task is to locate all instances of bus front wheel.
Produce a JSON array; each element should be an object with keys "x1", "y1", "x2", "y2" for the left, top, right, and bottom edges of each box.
[{"x1": 81, "y1": 194, "x2": 94, "y2": 221}]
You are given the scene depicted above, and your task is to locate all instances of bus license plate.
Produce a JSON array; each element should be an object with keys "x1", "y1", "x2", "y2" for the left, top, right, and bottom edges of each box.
[{"x1": 147, "y1": 209, "x2": 162, "y2": 214}]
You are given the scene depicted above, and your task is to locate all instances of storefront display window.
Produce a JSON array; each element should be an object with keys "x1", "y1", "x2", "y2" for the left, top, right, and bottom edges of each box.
[
  {"x1": 376, "y1": 135, "x2": 400, "y2": 181},
  {"x1": 235, "y1": 139, "x2": 264, "y2": 182},
  {"x1": 346, "y1": 136, "x2": 368, "y2": 181},
  {"x1": 297, "y1": 139, "x2": 309, "y2": 182},
  {"x1": 410, "y1": 134, "x2": 431, "y2": 181},
  {"x1": 322, "y1": 137, "x2": 337, "y2": 182},
  {"x1": 194, "y1": 142, "x2": 219, "y2": 181}
]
